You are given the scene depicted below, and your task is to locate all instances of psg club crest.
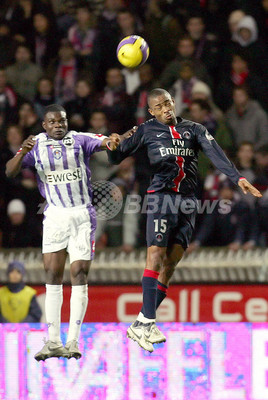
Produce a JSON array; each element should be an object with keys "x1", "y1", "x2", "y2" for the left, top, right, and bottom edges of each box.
[
  {"x1": 156, "y1": 233, "x2": 163, "y2": 242},
  {"x1": 53, "y1": 149, "x2": 62, "y2": 160},
  {"x1": 183, "y1": 131, "x2": 191, "y2": 139}
]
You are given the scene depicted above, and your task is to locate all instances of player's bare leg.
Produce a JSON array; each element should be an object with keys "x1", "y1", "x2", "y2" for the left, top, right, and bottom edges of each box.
[
  {"x1": 127, "y1": 246, "x2": 167, "y2": 352},
  {"x1": 159, "y1": 244, "x2": 185, "y2": 286},
  {"x1": 35, "y1": 250, "x2": 68, "y2": 361},
  {"x1": 65, "y1": 260, "x2": 91, "y2": 359}
]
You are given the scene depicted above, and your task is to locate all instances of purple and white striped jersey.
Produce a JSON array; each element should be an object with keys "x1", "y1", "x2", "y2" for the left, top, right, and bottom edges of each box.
[{"x1": 22, "y1": 130, "x2": 104, "y2": 208}]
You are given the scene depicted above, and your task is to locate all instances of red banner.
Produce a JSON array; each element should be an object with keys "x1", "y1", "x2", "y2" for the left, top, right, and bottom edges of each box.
[{"x1": 32, "y1": 284, "x2": 268, "y2": 323}]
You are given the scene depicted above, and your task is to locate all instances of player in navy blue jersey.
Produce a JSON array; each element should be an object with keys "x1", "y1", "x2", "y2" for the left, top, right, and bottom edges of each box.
[{"x1": 107, "y1": 88, "x2": 261, "y2": 352}]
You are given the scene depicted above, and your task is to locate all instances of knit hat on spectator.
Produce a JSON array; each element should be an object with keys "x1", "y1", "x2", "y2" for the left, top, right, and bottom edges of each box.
[
  {"x1": 191, "y1": 82, "x2": 211, "y2": 98},
  {"x1": 7, "y1": 261, "x2": 25, "y2": 276},
  {"x1": 7, "y1": 199, "x2": 26, "y2": 215}
]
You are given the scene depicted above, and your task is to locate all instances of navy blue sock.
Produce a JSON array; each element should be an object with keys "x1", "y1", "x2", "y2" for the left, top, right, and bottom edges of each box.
[
  {"x1": 141, "y1": 281, "x2": 168, "y2": 315},
  {"x1": 141, "y1": 269, "x2": 159, "y2": 319}
]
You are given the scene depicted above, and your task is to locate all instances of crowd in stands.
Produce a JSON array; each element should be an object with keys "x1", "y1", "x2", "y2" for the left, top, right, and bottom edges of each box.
[{"x1": 0, "y1": 0, "x2": 267, "y2": 252}]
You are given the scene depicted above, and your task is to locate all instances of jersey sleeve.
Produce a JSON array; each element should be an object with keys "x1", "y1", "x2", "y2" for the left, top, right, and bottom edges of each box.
[
  {"x1": 79, "y1": 132, "x2": 105, "y2": 155},
  {"x1": 107, "y1": 125, "x2": 145, "y2": 164},
  {"x1": 196, "y1": 124, "x2": 242, "y2": 184},
  {"x1": 21, "y1": 149, "x2": 35, "y2": 168}
]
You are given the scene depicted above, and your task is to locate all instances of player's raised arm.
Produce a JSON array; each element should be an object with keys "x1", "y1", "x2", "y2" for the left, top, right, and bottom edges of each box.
[
  {"x1": 6, "y1": 135, "x2": 36, "y2": 178},
  {"x1": 107, "y1": 125, "x2": 144, "y2": 165},
  {"x1": 197, "y1": 127, "x2": 262, "y2": 198}
]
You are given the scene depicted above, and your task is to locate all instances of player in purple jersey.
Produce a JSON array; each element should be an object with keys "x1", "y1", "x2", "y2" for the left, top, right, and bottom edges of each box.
[
  {"x1": 6, "y1": 104, "x2": 123, "y2": 361},
  {"x1": 107, "y1": 88, "x2": 262, "y2": 352}
]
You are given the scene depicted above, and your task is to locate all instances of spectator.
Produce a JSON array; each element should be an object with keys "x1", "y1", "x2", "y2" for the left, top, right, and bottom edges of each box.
[
  {"x1": 96, "y1": 157, "x2": 137, "y2": 253},
  {"x1": 144, "y1": 0, "x2": 183, "y2": 73},
  {"x1": 0, "y1": 199, "x2": 41, "y2": 248},
  {"x1": 224, "y1": 15, "x2": 268, "y2": 80},
  {"x1": 0, "y1": 68, "x2": 17, "y2": 138},
  {"x1": 64, "y1": 78, "x2": 96, "y2": 131},
  {"x1": 188, "y1": 181, "x2": 257, "y2": 252},
  {"x1": 160, "y1": 35, "x2": 211, "y2": 89},
  {"x1": 235, "y1": 141, "x2": 256, "y2": 208},
  {"x1": 68, "y1": 3, "x2": 98, "y2": 68},
  {"x1": 189, "y1": 99, "x2": 217, "y2": 137},
  {"x1": 189, "y1": 81, "x2": 223, "y2": 121},
  {"x1": 169, "y1": 61, "x2": 205, "y2": 116},
  {"x1": 0, "y1": 20, "x2": 18, "y2": 68},
  {"x1": 217, "y1": 53, "x2": 267, "y2": 111},
  {"x1": 31, "y1": 12, "x2": 59, "y2": 69},
  {"x1": 186, "y1": 14, "x2": 220, "y2": 79},
  {"x1": 34, "y1": 77, "x2": 56, "y2": 119},
  {"x1": 96, "y1": 67, "x2": 131, "y2": 133},
  {"x1": 5, "y1": 44, "x2": 43, "y2": 101},
  {"x1": 132, "y1": 64, "x2": 157, "y2": 125},
  {"x1": 89, "y1": 110, "x2": 118, "y2": 182},
  {"x1": 17, "y1": 101, "x2": 43, "y2": 137},
  {"x1": 48, "y1": 40, "x2": 78, "y2": 104},
  {"x1": 226, "y1": 86, "x2": 268, "y2": 150},
  {"x1": 227, "y1": 9, "x2": 246, "y2": 39},
  {"x1": 0, "y1": 261, "x2": 42, "y2": 323}
]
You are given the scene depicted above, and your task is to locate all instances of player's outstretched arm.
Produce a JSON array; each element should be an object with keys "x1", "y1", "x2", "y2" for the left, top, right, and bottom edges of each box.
[
  {"x1": 6, "y1": 135, "x2": 36, "y2": 178},
  {"x1": 101, "y1": 133, "x2": 121, "y2": 150},
  {"x1": 107, "y1": 126, "x2": 144, "y2": 165},
  {"x1": 238, "y1": 178, "x2": 262, "y2": 197}
]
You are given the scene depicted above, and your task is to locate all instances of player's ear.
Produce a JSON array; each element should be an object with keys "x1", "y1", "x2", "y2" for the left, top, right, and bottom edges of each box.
[
  {"x1": 42, "y1": 121, "x2": 46, "y2": 130},
  {"x1": 148, "y1": 107, "x2": 154, "y2": 117}
]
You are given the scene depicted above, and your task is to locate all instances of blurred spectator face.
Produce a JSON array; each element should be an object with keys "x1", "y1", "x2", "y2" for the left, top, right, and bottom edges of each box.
[
  {"x1": 228, "y1": 10, "x2": 246, "y2": 34},
  {"x1": 179, "y1": 64, "x2": 194, "y2": 81},
  {"x1": 178, "y1": 39, "x2": 195, "y2": 57},
  {"x1": 0, "y1": 23, "x2": 10, "y2": 37},
  {"x1": 38, "y1": 78, "x2": 53, "y2": 95},
  {"x1": 7, "y1": 126, "x2": 23, "y2": 146},
  {"x1": 237, "y1": 143, "x2": 254, "y2": 164},
  {"x1": 105, "y1": 0, "x2": 124, "y2": 12},
  {"x1": 33, "y1": 13, "x2": 49, "y2": 34},
  {"x1": 106, "y1": 68, "x2": 124, "y2": 88},
  {"x1": 219, "y1": 187, "x2": 234, "y2": 200},
  {"x1": 190, "y1": 103, "x2": 207, "y2": 123},
  {"x1": 233, "y1": 88, "x2": 249, "y2": 108},
  {"x1": 139, "y1": 64, "x2": 153, "y2": 84},
  {"x1": 9, "y1": 212, "x2": 25, "y2": 225},
  {"x1": 117, "y1": 157, "x2": 134, "y2": 180},
  {"x1": 255, "y1": 151, "x2": 268, "y2": 168},
  {"x1": 15, "y1": 46, "x2": 31, "y2": 63},
  {"x1": 90, "y1": 112, "x2": 107, "y2": 130},
  {"x1": 262, "y1": 0, "x2": 268, "y2": 11},
  {"x1": 238, "y1": 27, "x2": 252, "y2": 42},
  {"x1": 117, "y1": 11, "x2": 135, "y2": 31},
  {"x1": 0, "y1": 69, "x2": 7, "y2": 89},
  {"x1": 8, "y1": 269, "x2": 23, "y2": 283},
  {"x1": 186, "y1": 17, "x2": 205, "y2": 39},
  {"x1": 192, "y1": 91, "x2": 208, "y2": 101},
  {"x1": 75, "y1": 80, "x2": 91, "y2": 97},
  {"x1": 232, "y1": 55, "x2": 248, "y2": 73},
  {"x1": 59, "y1": 43, "x2": 75, "y2": 61},
  {"x1": 19, "y1": 102, "x2": 36, "y2": 120},
  {"x1": 76, "y1": 7, "x2": 92, "y2": 26}
]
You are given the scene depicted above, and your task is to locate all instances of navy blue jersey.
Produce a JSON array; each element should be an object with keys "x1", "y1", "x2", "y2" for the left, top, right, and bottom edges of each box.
[{"x1": 108, "y1": 118, "x2": 242, "y2": 196}]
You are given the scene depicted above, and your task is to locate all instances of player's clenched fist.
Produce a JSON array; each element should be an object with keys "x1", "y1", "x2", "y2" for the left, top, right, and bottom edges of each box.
[
  {"x1": 21, "y1": 135, "x2": 36, "y2": 155},
  {"x1": 108, "y1": 133, "x2": 121, "y2": 150}
]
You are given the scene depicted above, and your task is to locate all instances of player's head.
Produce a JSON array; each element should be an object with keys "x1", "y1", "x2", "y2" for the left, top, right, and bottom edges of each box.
[
  {"x1": 148, "y1": 88, "x2": 176, "y2": 125},
  {"x1": 43, "y1": 104, "x2": 68, "y2": 140}
]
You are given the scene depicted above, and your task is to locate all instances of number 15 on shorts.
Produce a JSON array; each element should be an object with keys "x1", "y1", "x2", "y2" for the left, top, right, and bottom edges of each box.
[{"x1": 154, "y1": 219, "x2": 167, "y2": 233}]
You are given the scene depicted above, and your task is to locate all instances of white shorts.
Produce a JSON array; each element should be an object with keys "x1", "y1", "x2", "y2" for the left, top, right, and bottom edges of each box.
[{"x1": 42, "y1": 204, "x2": 96, "y2": 264}]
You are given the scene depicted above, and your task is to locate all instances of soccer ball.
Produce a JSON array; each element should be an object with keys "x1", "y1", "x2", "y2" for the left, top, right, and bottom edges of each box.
[{"x1": 116, "y1": 35, "x2": 149, "y2": 68}]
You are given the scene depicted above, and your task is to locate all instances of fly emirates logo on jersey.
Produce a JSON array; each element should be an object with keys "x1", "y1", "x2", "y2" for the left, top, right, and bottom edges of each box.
[
  {"x1": 45, "y1": 167, "x2": 82, "y2": 185},
  {"x1": 159, "y1": 139, "x2": 195, "y2": 157}
]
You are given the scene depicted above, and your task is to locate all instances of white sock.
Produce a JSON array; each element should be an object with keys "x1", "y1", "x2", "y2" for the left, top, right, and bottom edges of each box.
[
  {"x1": 45, "y1": 284, "x2": 63, "y2": 344},
  {"x1": 137, "y1": 312, "x2": 155, "y2": 323},
  {"x1": 67, "y1": 285, "x2": 88, "y2": 343}
]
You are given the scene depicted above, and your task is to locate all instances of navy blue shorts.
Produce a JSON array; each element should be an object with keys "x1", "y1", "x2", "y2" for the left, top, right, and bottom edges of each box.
[{"x1": 146, "y1": 192, "x2": 198, "y2": 249}]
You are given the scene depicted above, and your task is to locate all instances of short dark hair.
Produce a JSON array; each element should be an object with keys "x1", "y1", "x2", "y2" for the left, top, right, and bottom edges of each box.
[
  {"x1": 148, "y1": 88, "x2": 170, "y2": 107},
  {"x1": 44, "y1": 104, "x2": 66, "y2": 117}
]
